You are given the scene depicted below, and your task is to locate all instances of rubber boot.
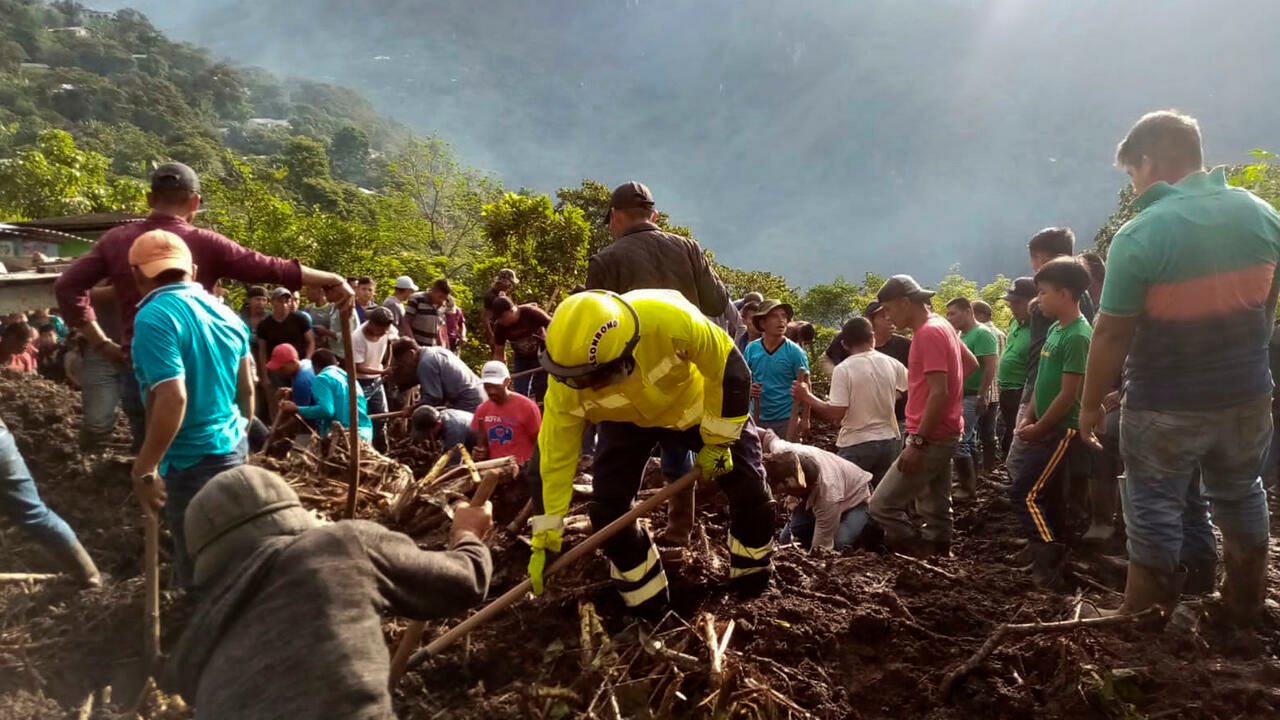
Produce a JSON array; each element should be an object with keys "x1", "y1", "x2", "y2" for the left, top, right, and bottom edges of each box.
[
  {"x1": 655, "y1": 481, "x2": 695, "y2": 548},
  {"x1": 1220, "y1": 534, "x2": 1269, "y2": 626},
  {"x1": 1081, "y1": 475, "x2": 1118, "y2": 543},
  {"x1": 1181, "y1": 559, "x2": 1218, "y2": 597},
  {"x1": 1080, "y1": 561, "x2": 1182, "y2": 618},
  {"x1": 886, "y1": 532, "x2": 930, "y2": 560},
  {"x1": 49, "y1": 540, "x2": 102, "y2": 588},
  {"x1": 1029, "y1": 541, "x2": 1068, "y2": 591},
  {"x1": 952, "y1": 457, "x2": 977, "y2": 501},
  {"x1": 730, "y1": 568, "x2": 772, "y2": 598},
  {"x1": 982, "y1": 442, "x2": 998, "y2": 480}
]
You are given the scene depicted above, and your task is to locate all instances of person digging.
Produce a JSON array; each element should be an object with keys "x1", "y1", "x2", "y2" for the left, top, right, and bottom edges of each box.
[
  {"x1": 166, "y1": 465, "x2": 492, "y2": 719},
  {"x1": 531, "y1": 289, "x2": 775, "y2": 615}
]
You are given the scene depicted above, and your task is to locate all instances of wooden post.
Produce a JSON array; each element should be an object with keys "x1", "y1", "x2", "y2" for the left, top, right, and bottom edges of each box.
[
  {"x1": 389, "y1": 447, "x2": 502, "y2": 686},
  {"x1": 143, "y1": 511, "x2": 160, "y2": 666},
  {"x1": 786, "y1": 368, "x2": 809, "y2": 441},
  {"x1": 403, "y1": 468, "x2": 702, "y2": 672},
  {"x1": 340, "y1": 307, "x2": 361, "y2": 519}
]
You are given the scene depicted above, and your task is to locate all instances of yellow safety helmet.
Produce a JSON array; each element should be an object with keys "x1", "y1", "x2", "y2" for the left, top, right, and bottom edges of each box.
[{"x1": 541, "y1": 290, "x2": 640, "y2": 389}]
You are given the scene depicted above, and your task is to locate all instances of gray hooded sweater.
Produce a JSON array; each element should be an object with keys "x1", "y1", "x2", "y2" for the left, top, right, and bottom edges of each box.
[{"x1": 167, "y1": 467, "x2": 492, "y2": 719}]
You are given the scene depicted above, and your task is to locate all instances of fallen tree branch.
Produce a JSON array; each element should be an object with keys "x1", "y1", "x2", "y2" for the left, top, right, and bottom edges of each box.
[
  {"x1": 939, "y1": 607, "x2": 1160, "y2": 699},
  {"x1": 0, "y1": 573, "x2": 60, "y2": 583},
  {"x1": 893, "y1": 553, "x2": 963, "y2": 580}
]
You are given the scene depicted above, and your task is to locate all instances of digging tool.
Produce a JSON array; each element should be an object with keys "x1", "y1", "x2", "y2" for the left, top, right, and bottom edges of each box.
[
  {"x1": 786, "y1": 368, "x2": 809, "y2": 441},
  {"x1": 403, "y1": 467, "x2": 702, "y2": 673},
  {"x1": 388, "y1": 448, "x2": 501, "y2": 685},
  {"x1": 121, "y1": 507, "x2": 161, "y2": 713},
  {"x1": 339, "y1": 306, "x2": 361, "y2": 519}
]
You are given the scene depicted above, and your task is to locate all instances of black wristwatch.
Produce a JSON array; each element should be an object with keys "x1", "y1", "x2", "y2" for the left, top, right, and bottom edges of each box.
[{"x1": 906, "y1": 434, "x2": 928, "y2": 449}]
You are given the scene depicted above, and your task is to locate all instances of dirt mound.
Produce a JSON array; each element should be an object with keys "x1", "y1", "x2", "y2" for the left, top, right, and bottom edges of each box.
[{"x1": 2, "y1": 371, "x2": 1279, "y2": 719}]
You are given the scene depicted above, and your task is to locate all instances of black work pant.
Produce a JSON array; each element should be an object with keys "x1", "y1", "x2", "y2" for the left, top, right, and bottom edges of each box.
[
  {"x1": 591, "y1": 419, "x2": 775, "y2": 592},
  {"x1": 998, "y1": 389, "x2": 1023, "y2": 460}
]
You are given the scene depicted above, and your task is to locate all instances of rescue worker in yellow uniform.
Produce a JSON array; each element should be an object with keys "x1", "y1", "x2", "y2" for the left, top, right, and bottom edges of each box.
[{"x1": 530, "y1": 289, "x2": 774, "y2": 613}]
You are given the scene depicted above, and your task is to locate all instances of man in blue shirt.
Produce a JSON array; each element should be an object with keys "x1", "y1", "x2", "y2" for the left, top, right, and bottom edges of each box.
[
  {"x1": 281, "y1": 349, "x2": 373, "y2": 442},
  {"x1": 743, "y1": 299, "x2": 810, "y2": 436},
  {"x1": 128, "y1": 229, "x2": 254, "y2": 588}
]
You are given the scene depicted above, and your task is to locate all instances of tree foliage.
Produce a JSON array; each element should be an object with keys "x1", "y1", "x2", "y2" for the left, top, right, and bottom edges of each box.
[{"x1": 0, "y1": 127, "x2": 144, "y2": 218}]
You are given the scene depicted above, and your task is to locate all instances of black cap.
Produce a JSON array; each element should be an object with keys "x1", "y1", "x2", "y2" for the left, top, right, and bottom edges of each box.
[
  {"x1": 876, "y1": 274, "x2": 936, "y2": 303},
  {"x1": 863, "y1": 300, "x2": 886, "y2": 318},
  {"x1": 150, "y1": 162, "x2": 200, "y2": 194},
  {"x1": 246, "y1": 285, "x2": 268, "y2": 299},
  {"x1": 604, "y1": 181, "x2": 655, "y2": 222},
  {"x1": 410, "y1": 405, "x2": 441, "y2": 441},
  {"x1": 1004, "y1": 277, "x2": 1037, "y2": 301}
]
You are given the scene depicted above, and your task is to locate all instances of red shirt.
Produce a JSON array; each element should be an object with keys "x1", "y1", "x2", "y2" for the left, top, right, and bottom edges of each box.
[
  {"x1": 55, "y1": 213, "x2": 302, "y2": 345},
  {"x1": 905, "y1": 315, "x2": 965, "y2": 439},
  {"x1": 470, "y1": 392, "x2": 542, "y2": 464},
  {"x1": 4, "y1": 345, "x2": 37, "y2": 373}
]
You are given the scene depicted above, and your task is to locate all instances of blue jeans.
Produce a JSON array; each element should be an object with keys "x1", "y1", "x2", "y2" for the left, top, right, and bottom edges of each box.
[
  {"x1": 121, "y1": 361, "x2": 146, "y2": 452},
  {"x1": 659, "y1": 439, "x2": 693, "y2": 478},
  {"x1": 358, "y1": 377, "x2": 388, "y2": 450},
  {"x1": 512, "y1": 353, "x2": 547, "y2": 404},
  {"x1": 80, "y1": 346, "x2": 122, "y2": 447},
  {"x1": 956, "y1": 395, "x2": 979, "y2": 459},
  {"x1": 837, "y1": 437, "x2": 902, "y2": 488},
  {"x1": 165, "y1": 440, "x2": 247, "y2": 588},
  {"x1": 781, "y1": 503, "x2": 871, "y2": 550},
  {"x1": 0, "y1": 421, "x2": 79, "y2": 552},
  {"x1": 1120, "y1": 397, "x2": 1272, "y2": 573}
]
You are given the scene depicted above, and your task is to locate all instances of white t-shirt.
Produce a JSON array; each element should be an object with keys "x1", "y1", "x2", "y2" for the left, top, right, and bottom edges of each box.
[
  {"x1": 352, "y1": 322, "x2": 398, "y2": 379},
  {"x1": 829, "y1": 349, "x2": 908, "y2": 447}
]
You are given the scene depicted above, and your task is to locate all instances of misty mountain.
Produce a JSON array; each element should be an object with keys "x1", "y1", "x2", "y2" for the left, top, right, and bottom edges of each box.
[{"x1": 92, "y1": 0, "x2": 1280, "y2": 286}]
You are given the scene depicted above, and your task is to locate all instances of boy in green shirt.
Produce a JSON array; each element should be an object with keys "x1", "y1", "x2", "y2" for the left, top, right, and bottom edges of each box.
[{"x1": 1009, "y1": 257, "x2": 1093, "y2": 590}]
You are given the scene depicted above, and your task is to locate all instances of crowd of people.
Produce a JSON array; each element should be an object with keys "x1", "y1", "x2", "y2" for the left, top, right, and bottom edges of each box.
[{"x1": 1, "y1": 108, "x2": 1279, "y2": 716}]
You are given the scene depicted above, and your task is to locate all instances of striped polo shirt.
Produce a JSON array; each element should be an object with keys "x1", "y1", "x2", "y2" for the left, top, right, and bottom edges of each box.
[{"x1": 1101, "y1": 167, "x2": 1280, "y2": 411}]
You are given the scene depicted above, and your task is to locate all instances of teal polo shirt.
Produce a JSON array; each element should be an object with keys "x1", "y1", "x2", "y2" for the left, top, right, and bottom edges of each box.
[
  {"x1": 1101, "y1": 167, "x2": 1280, "y2": 411},
  {"x1": 132, "y1": 282, "x2": 250, "y2": 474}
]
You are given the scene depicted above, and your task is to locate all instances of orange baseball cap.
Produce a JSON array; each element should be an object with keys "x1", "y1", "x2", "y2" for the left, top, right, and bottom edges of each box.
[{"x1": 128, "y1": 229, "x2": 193, "y2": 278}]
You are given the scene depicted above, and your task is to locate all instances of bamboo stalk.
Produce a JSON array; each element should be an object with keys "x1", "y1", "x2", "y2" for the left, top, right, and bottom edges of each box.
[
  {"x1": 389, "y1": 449, "x2": 505, "y2": 686},
  {"x1": 404, "y1": 468, "x2": 702, "y2": 671},
  {"x1": 340, "y1": 307, "x2": 361, "y2": 519}
]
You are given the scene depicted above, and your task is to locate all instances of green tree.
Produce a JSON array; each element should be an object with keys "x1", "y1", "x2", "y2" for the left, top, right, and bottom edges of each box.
[
  {"x1": 1092, "y1": 184, "x2": 1136, "y2": 257},
  {"x1": 555, "y1": 178, "x2": 612, "y2": 257},
  {"x1": 387, "y1": 135, "x2": 501, "y2": 271},
  {"x1": 710, "y1": 258, "x2": 796, "y2": 305},
  {"x1": 477, "y1": 191, "x2": 591, "y2": 310},
  {"x1": 328, "y1": 124, "x2": 371, "y2": 185},
  {"x1": 797, "y1": 275, "x2": 861, "y2": 328},
  {"x1": 0, "y1": 128, "x2": 144, "y2": 219},
  {"x1": 930, "y1": 264, "x2": 978, "y2": 315}
]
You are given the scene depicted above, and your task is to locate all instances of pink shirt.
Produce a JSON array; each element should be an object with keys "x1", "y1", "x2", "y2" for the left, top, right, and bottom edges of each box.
[
  {"x1": 471, "y1": 392, "x2": 542, "y2": 464},
  {"x1": 904, "y1": 315, "x2": 965, "y2": 438}
]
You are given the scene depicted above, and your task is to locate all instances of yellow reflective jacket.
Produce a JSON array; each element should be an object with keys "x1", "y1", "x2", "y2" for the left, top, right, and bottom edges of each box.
[{"x1": 537, "y1": 289, "x2": 750, "y2": 518}]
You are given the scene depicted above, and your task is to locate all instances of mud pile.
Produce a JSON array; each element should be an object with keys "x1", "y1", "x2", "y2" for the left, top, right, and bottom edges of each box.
[{"x1": 1, "y1": 371, "x2": 1278, "y2": 719}]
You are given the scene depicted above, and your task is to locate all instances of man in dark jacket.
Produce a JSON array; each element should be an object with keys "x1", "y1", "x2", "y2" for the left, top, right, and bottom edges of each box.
[
  {"x1": 584, "y1": 182, "x2": 733, "y2": 547},
  {"x1": 168, "y1": 466, "x2": 492, "y2": 719}
]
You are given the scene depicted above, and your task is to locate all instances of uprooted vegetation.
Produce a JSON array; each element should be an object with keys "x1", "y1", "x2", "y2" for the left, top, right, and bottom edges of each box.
[{"x1": 1, "y1": 371, "x2": 1279, "y2": 719}]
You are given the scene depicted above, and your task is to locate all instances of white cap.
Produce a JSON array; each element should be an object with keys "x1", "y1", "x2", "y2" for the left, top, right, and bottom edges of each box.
[
  {"x1": 394, "y1": 275, "x2": 418, "y2": 291},
  {"x1": 480, "y1": 360, "x2": 510, "y2": 384}
]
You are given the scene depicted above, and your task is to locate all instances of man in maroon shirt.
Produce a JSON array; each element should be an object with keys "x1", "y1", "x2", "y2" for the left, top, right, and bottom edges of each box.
[{"x1": 55, "y1": 162, "x2": 353, "y2": 447}]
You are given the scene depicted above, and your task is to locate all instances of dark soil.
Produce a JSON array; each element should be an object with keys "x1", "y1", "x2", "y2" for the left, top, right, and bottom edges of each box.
[{"x1": 2, "y1": 371, "x2": 1279, "y2": 719}]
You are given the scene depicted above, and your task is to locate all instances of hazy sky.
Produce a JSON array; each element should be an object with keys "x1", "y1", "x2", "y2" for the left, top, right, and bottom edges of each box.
[{"x1": 95, "y1": 0, "x2": 1280, "y2": 286}]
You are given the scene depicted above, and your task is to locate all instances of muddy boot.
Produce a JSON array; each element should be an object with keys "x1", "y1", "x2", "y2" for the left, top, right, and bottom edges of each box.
[
  {"x1": 952, "y1": 457, "x2": 977, "y2": 501},
  {"x1": 1080, "y1": 562, "x2": 1182, "y2": 618},
  {"x1": 48, "y1": 540, "x2": 102, "y2": 588},
  {"x1": 730, "y1": 568, "x2": 772, "y2": 598},
  {"x1": 982, "y1": 442, "x2": 998, "y2": 480},
  {"x1": 1081, "y1": 476, "x2": 1118, "y2": 543},
  {"x1": 1181, "y1": 559, "x2": 1217, "y2": 597},
  {"x1": 1030, "y1": 541, "x2": 1068, "y2": 591},
  {"x1": 1219, "y1": 535, "x2": 1269, "y2": 626},
  {"x1": 655, "y1": 482, "x2": 695, "y2": 548},
  {"x1": 886, "y1": 532, "x2": 930, "y2": 559}
]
